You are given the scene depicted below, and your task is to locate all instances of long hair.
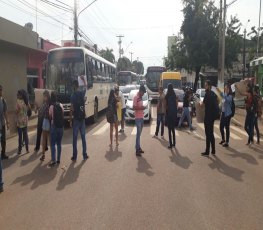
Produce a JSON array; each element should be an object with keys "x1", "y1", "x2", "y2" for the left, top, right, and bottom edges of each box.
[
  {"x1": 43, "y1": 90, "x2": 51, "y2": 104},
  {"x1": 247, "y1": 84, "x2": 254, "y2": 95},
  {"x1": 108, "y1": 89, "x2": 115, "y2": 105},
  {"x1": 165, "y1": 83, "x2": 175, "y2": 100},
  {"x1": 50, "y1": 91, "x2": 57, "y2": 105}
]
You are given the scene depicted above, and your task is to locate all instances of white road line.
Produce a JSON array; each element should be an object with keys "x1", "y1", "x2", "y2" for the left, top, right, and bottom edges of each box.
[
  {"x1": 93, "y1": 123, "x2": 109, "y2": 135},
  {"x1": 150, "y1": 120, "x2": 156, "y2": 135},
  {"x1": 230, "y1": 125, "x2": 247, "y2": 137},
  {"x1": 214, "y1": 124, "x2": 242, "y2": 140},
  {"x1": 131, "y1": 126, "x2": 137, "y2": 135},
  {"x1": 196, "y1": 123, "x2": 220, "y2": 139}
]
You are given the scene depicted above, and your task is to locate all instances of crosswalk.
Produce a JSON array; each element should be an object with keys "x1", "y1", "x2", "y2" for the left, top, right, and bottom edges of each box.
[{"x1": 89, "y1": 119, "x2": 256, "y2": 142}]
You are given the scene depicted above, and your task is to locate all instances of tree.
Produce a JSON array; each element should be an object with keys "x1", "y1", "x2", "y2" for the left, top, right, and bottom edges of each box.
[
  {"x1": 132, "y1": 61, "x2": 144, "y2": 74},
  {"x1": 117, "y1": 57, "x2": 132, "y2": 72},
  {"x1": 99, "y1": 48, "x2": 115, "y2": 63}
]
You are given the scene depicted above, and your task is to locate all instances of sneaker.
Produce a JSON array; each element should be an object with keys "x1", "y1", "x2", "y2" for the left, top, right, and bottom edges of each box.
[
  {"x1": 136, "y1": 152, "x2": 142, "y2": 157},
  {"x1": 223, "y1": 143, "x2": 229, "y2": 147},
  {"x1": 0, "y1": 187, "x2": 3, "y2": 193},
  {"x1": 211, "y1": 151, "x2": 216, "y2": 155},
  {"x1": 1, "y1": 154, "x2": 9, "y2": 160},
  {"x1": 201, "y1": 152, "x2": 209, "y2": 156},
  {"x1": 83, "y1": 155, "x2": 89, "y2": 161},
  {"x1": 48, "y1": 162, "x2": 56, "y2": 167},
  {"x1": 219, "y1": 140, "x2": 225, "y2": 145},
  {"x1": 139, "y1": 149, "x2": 144, "y2": 154},
  {"x1": 56, "y1": 161, "x2": 60, "y2": 165},
  {"x1": 71, "y1": 156, "x2": 76, "y2": 162}
]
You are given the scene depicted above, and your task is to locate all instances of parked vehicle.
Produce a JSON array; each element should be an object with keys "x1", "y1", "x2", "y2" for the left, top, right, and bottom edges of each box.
[
  {"x1": 159, "y1": 72, "x2": 182, "y2": 89},
  {"x1": 125, "y1": 89, "x2": 152, "y2": 122},
  {"x1": 119, "y1": 85, "x2": 139, "y2": 103}
]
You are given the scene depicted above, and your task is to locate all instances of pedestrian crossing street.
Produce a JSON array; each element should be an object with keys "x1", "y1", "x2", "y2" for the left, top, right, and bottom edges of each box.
[{"x1": 90, "y1": 119, "x2": 261, "y2": 142}]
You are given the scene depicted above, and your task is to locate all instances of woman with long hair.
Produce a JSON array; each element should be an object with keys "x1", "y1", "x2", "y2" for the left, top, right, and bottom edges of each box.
[
  {"x1": 40, "y1": 91, "x2": 51, "y2": 161},
  {"x1": 108, "y1": 89, "x2": 119, "y2": 147},
  {"x1": 253, "y1": 85, "x2": 262, "y2": 144},
  {"x1": 16, "y1": 90, "x2": 29, "y2": 154},
  {"x1": 219, "y1": 84, "x2": 233, "y2": 147},
  {"x1": 165, "y1": 83, "x2": 178, "y2": 148}
]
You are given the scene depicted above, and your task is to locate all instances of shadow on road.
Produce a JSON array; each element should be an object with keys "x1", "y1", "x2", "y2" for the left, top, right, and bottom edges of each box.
[
  {"x1": 249, "y1": 145, "x2": 263, "y2": 155},
  {"x1": 226, "y1": 147, "x2": 258, "y2": 165},
  {"x1": 105, "y1": 146, "x2": 122, "y2": 162},
  {"x1": 12, "y1": 161, "x2": 58, "y2": 189},
  {"x1": 2, "y1": 149, "x2": 20, "y2": 169},
  {"x1": 57, "y1": 161, "x2": 85, "y2": 191},
  {"x1": 208, "y1": 155, "x2": 244, "y2": 182},
  {"x1": 169, "y1": 148, "x2": 193, "y2": 169},
  {"x1": 20, "y1": 152, "x2": 42, "y2": 166},
  {"x1": 136, "y1": 156, "x2": 154, "y2": 177},
  {"x1": 118, "y1": 133, "x2": 127, "y2": 142}
]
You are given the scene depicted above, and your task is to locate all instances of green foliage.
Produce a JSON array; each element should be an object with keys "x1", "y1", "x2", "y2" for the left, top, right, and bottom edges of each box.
[
  {"x1": 99, "y1": 48, "x2": 115, "y2": 63},
  {"x1": 117, "y1": 57, "x2": 132, "y2": 72},
  {"x1": 132, "y1": 61, "x2": 144, "y2": 74}
]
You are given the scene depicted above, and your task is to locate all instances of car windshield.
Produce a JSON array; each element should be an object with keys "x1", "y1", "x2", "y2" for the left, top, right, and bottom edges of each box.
[
  {"x1": 128, "y1": 91, "x2": 148, "y2": 101},
  {"x1": 163, "y1": 79, "x2": 182, "y2": 89},
  {"x1": 120, "y1": 85, "x2": 137, "y2": 94}
]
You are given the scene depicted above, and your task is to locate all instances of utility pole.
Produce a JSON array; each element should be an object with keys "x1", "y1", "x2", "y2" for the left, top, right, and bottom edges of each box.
[
  {"x1": 74, "y1": 0, "x2": 78, "y2": 46},
  {"x1": 243, "y1": 28, "x2": 247, "y2": 79},
  {"x1": 218, "y1": 0, "x2": 223, "y2": 83},
  {"x1": 257, "y1": 0, "x2": 262, "y2": 57},
  {"x1": 35, "y1": 0, "x2": 38, "y2": 33},
  {"x1": 117, "y1": 35, "x2": 124, "y2": 60},
  {"x1": 130, "y1": 52, "x2": 133, "y2": 62},
  {"x1": 220, "y1": 0, "x2": 227, "y2": 84}
]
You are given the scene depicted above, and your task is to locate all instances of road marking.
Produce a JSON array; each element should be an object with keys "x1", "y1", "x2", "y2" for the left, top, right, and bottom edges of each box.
[
  {"x1": 131, "y1": 126, "x2": 137, "y2": 135},
  {"x1": 196, "y1": 123, "x2": 220, "y2": 139},
  {"x1": 230, "y1": 125, "x2": 247, "y2": 137},
  {"x1": 150, "y1": 120, "x2": 156, "y2": 135},
  {"x1": 214, "y1": 124, "x2": 242, "y2": 140},
  {"x1": 93, "y1": 123, "x2": 109, "y2": 135}
]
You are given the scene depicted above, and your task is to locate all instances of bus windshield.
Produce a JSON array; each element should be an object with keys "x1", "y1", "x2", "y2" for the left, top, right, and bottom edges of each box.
[
  {"x1": 118, "y1": 75, "x2": 132, "y2": 86},
  {"x1": 163, "y1": 79, "x2": 182, "y2": 89},
  {"x1": 46, "y1": 50, "x2": 86, "y2": 95},
  {"x1": 146, "y1": 72, "x2": 161, "y2": 91}
]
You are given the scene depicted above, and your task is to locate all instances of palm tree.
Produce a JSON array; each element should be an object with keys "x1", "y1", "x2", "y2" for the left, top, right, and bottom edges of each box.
[{"x1": 99, "y1": 48, "x2": 115, "y2": 63}]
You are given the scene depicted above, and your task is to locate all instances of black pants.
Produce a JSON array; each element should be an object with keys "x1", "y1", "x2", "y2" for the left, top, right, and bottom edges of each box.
[
  {"x1": 254, "y1": 117, "x2": 260, "y2": 142},
  {"x1": 220, "y1": 113, "x2": 231, "y2": 143},
  {"x1": 1, "y1": 125, "x2": 6, "y2": 155},
  {"x1": 244, "y1": 112, "x2": 256, "y2": 144},
  {"x1": 168, "y1": 122, "x2": 176, "y2": 147},
  {"x1": 35, "y1": 118, "x2": 43, "y2": 151},
  {"x1": 204, "y1": 119, "x2": 215, "y2": 153},
  {"x1": 155, "y1": 113, "x2": 165, "y2": 136},
  {"x1": 18, "y1": 127, "x2": 29, "y2": 152}
]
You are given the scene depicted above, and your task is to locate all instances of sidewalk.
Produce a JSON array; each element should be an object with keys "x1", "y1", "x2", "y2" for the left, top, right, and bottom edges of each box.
[{"x1": 231, "y1": 108, "x2": 263, "y2": 137}]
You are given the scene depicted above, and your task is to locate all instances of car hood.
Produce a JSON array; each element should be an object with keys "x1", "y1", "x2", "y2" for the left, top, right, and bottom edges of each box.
[{"x1": 126, "y1": 100, "x2": 148, "y2": 109}]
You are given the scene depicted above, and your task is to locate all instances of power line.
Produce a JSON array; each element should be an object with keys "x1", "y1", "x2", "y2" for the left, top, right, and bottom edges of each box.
[
  {"x1": 53, "y1": 0, "x2": 72, "y2": 9},
  {"x1": 40, "y1": 0, "x2": 73, "y2": 12}
]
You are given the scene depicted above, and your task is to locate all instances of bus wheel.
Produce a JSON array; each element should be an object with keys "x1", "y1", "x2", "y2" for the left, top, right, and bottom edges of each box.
[{"x1": 93, "y1": 101, "x2": 98, "y2": 123}]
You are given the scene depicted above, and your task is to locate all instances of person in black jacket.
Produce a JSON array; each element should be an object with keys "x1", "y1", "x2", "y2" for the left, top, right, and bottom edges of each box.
[{"x1": 201, "y1": 80, "x2": 218, "y2": 156}]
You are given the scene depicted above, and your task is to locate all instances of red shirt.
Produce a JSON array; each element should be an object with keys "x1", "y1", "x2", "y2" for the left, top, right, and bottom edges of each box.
[{"x1": 133, "y1": 93, "x2": 144, "y2": 119}]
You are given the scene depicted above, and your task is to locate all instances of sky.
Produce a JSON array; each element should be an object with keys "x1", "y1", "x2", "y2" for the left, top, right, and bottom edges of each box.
[{"x1": 0, "y1": 0, "x2": 262, "y2": 69}]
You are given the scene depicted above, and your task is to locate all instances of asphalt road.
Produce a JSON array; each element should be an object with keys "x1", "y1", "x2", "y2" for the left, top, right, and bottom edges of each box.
[{"x1": 0, "y1": 105, "x2": 263, "y2": 230}]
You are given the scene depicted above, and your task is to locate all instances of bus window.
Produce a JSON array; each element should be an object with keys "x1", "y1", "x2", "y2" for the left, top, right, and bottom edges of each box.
[{"x1": 85, "y1": 55, "x2": 93, "y2": 89}]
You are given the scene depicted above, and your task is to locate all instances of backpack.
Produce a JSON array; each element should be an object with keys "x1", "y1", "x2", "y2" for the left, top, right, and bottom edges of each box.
[
  {"x1": 231, "y1": 98, "x2": 235, "y2": 117},
  {"x1": 53, "y1": 103, "x2": 64, "y2": 128},
  {"x1": 73, "y1": 92, "x2": 86, "y2": 121}
]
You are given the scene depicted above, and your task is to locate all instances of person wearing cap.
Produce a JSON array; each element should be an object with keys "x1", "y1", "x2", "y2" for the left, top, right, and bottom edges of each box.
[{"x1": 133, "y1": 85, "x2": 146, "y2": 156}]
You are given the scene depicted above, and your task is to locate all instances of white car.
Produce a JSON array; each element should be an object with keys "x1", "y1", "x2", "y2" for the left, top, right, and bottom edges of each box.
[
  {"x1": 119, "y1": 85, "x2": 139, "y2": 103},
  {"x1": 125, "y1": 90, "x2": 152, "y2": 122},
  {"x1": 196, "y1": 88, "x2": 206, "y2": 102}
]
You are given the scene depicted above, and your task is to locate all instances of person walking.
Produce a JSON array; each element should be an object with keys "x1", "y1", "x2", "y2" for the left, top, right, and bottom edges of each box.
[
  {"x1": 165, "y1": 84, "x2": 178, "y2": 149},
  {"x1": 154, "y1": 86, "x2": 166, "y2": 138},
  {"x1": 0, "y1": 85, "x2": 9, "y2": 160},
  {"x1": 178, "y1": 88, "x2": 194, "y2": 131},
  {"x1": 39, "y1": 91, "x2": 51, "y2": 161},
  {"x1": 107, "y1": 89, "x2": 119, "y2": 147},
  {"x1": 0, "y1": 85, "x2": 5, "y2": 192},
  {"x1": 70, "y1": 79, "x2": 88, "y2": 161},
  {"x1": 16, "y1": 90, "x2": 29, "y2": 155},
  {"x1": 34, "y1": 90, "x2": 49, "y2": 153},
  {"x1": 49, "y1": 92, "x2": 64, "y2": 167},
  {"x1": 236, "y1": 84, "x2": 256, "y2": 146},
  {"x1": 201, "y1": 80, "x2": 218, "y2": 156},
  {"x1": 253, "y1": 85, "x2": 262, "y2": 144},
  {"x1": 116, "y1": 86, "x2": 126, "y2": 133},
  {"x1": 219, "y1": 84, "x2": 233, "y2": 148},
  {"x1": 133, "y1": 85, "x2": 146, "y2": 156}
]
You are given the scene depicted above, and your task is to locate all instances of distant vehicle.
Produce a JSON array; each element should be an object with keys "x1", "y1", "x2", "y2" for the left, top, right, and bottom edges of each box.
[
  {"x1": 41, "y1": 47, "x2": 116, "y2": 122},
  {"x1": 159, "y1": 72, "x2": 182, "y2": 89},
  {"x1": 196, "y1": 88, "x2": 206, "y2": 102},
  {"x1": 117, "y1": 71, "x2": 138, "y2": 86},
  {"x1": 119, "y1": 84, "x2": 139, "y2": 102},
  {"x1": 125, "y1": 89, "x2": 152, "y2": 122},
  {"x1": 164, "y1": 88, "x2": 189, "y2": 126},
  {"x1": 145, "y1": 66, "x2": 166, "y2": 100}
]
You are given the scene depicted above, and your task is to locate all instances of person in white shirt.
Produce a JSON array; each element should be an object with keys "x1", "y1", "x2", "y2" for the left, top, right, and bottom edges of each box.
[{"x1": 116, "y1": 86, "x2": 126, "y2": 133}]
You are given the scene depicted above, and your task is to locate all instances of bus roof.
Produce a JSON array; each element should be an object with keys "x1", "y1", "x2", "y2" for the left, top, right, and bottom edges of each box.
[
  {"x1": 161, "y1": 72, "x2": 181, "y2": 80},
  {"x1": 49, "y1": 47, "x2": 116, "y2": 68},
  {"x1": 250, "y1": 56, "x2": 263, "y2": 67},
  {"x1": 147, "y1": 66, "x2": 166, "y2": 72}
]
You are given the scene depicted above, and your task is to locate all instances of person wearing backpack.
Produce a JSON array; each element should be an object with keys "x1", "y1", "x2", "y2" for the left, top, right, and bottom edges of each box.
[
  {"x1": 70, "y1": 79, "x2": 89, "y2": 161},
  {"x1": 219, "y1": 84, "x2": 233, "y2": 148},
  {"x1": 253, "y1": 85, "x2": 262, "y2": 144},
  {"x1": 49, "y1": 92, "x2": 64, "y2": 167},
  {"x1": 236, "y1": 83, "x2": 256, "y2": 146},
  {"x1": 201, "y1": 80, "x2": 218, "y2": 156}
]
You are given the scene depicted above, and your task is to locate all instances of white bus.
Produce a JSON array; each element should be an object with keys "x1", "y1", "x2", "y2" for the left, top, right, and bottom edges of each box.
[{"x1": 42, "y1": 47, "x2": 116, "y2": 122}]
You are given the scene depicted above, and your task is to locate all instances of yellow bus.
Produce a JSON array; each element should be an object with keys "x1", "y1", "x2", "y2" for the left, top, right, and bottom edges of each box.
[{"x1": 159, "y1": 72, "x2": 182, "y2": 89}]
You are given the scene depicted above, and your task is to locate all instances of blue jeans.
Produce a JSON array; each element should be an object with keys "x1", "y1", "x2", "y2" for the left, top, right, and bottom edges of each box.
[
  {"x1": 0, "y1": 133, "x2": 3, "y2": 189},
  {"x1": 135, "y1": 118, "x2": 144, "y2": 151},
  {"x1": 155, "y1": 113, "x2": 165, "y2": 136},
  {"x1": 18, "y1": 127, "x2": 29, "y2": 152},
  {"x1": 50, "y1": 125, "x2": 63, "y2": 162},
  {"x1": 73, "y1": 119, "x2": 87, "y2": 159},
  {"x1": 178, "y1": 107, "x2": 192, "y2": 129},
  {"x1": 244, "y1": 111, "x2": 256, "y2": 144}
]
